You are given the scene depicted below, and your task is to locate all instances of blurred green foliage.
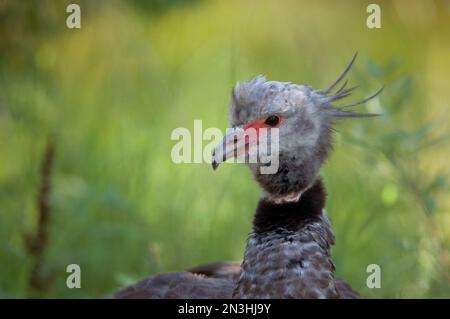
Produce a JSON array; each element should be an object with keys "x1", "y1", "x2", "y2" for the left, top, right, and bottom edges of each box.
[{"x1": 0, "y1": 0, "x2": 449, "y2": 298}]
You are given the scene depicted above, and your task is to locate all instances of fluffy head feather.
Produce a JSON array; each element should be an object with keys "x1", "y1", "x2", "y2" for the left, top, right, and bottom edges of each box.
[{"x1": 228, "y1": 53, "x2": 382, "y2": 198}]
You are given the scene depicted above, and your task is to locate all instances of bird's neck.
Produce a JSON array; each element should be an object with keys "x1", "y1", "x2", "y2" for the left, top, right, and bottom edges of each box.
[
  {"x1": 233, "y1": 178, "x2": 339, "y2": 298},
  {"x1": 252, "y1": 153, "x2": 323, "y2": 198}
]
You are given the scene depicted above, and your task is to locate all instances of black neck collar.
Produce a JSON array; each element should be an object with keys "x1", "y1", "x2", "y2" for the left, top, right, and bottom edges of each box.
[{"x1": 253, "y1": 178, "x2": 326, "y2": 233}]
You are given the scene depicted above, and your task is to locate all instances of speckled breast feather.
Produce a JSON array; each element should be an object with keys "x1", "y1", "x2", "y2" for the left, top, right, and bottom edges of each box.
[{"x1": 233, "y1": 178, "x2": 339, "y2": 299}]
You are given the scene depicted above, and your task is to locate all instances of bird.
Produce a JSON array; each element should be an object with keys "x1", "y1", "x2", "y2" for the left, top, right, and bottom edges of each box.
[{"x1": 113, "y1": 52, "x2": 382, "y2": 299}]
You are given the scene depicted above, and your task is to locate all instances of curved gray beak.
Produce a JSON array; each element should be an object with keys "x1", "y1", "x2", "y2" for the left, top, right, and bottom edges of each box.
[{"x1": 211, "y1": 127, "x2": 248, "y2": 170}]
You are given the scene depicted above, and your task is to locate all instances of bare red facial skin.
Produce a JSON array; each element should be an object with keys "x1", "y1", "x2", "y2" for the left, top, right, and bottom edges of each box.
[
  {"x1": 241, "y1": 117, "x2": 283, "y2": 155},
  {"x1": 244, "y1": 117, "x2": 283, "y2": 138},
  {"x1": 244, "y1": 119, "x2": 266, "y2": 134}
]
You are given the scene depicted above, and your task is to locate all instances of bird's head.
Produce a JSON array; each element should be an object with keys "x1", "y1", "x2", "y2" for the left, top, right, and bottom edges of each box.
[{"x1": 212, "y1": 53, "x2": 382, "y2": 201}]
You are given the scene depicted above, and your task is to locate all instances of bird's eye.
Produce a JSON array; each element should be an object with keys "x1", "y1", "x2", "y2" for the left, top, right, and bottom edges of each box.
[{"x1": 264, "y1": 115, "x2": 280, "y2": 127}]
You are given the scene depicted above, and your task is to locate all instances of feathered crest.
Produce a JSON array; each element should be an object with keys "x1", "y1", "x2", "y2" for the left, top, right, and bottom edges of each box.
[
  {"x1": 231, "y1": 75, "x2": 268, "y2": 109},
  {"x1": 320, "y1": 51, "x2": 383, "y2": 118}
]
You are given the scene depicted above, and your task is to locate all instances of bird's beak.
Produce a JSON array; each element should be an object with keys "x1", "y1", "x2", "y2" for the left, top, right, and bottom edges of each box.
[{"x1": 211, "y1": 127, "x2": 257, "y2": 170}]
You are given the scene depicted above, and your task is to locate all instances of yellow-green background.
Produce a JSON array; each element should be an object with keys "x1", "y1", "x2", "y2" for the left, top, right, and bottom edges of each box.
[{"x1": 0, "y1": 0, "x2": 449, "y2": 298}]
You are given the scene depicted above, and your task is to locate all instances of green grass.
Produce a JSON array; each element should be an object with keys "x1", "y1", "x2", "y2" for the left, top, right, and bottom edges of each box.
[{"x1": 0, "y1": 0, "x2": 449, "y2": 298}]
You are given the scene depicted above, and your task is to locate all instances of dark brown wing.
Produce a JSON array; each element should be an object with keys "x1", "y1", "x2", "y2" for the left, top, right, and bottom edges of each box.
[
  {"x1": 112, "y1": 271, "x2": 234, "y2": 299},
  {"x1": 335, "y1": 278, "x2": 360, "y2": 299},
  {"x1": 188, "y1": 261, "x2": 241, "y2": 281}
]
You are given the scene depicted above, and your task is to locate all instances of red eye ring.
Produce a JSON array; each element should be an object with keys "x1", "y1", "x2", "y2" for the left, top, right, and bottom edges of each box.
[{"x1": 264, "y1": 115, "x2": 280, "y2": 127}]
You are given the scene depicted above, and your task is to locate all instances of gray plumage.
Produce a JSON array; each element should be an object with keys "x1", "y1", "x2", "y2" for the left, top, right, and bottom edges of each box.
[{"x1": 234, "y1": 212, "x2": 337, "y2": 298}]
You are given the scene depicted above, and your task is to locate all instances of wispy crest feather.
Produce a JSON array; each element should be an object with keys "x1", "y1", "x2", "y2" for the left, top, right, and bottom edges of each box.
[{"x1": 320, "y1": 52, "x2": 383, "y2": 118}]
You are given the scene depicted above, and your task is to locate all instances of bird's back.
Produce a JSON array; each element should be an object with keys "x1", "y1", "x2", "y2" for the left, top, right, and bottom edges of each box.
[
  {"x1": 112, "y1": 269, "x2": 234, "y2": 299},
  {"x1": 113, "y1": 261, "x2": 359, "y2": 299}
]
